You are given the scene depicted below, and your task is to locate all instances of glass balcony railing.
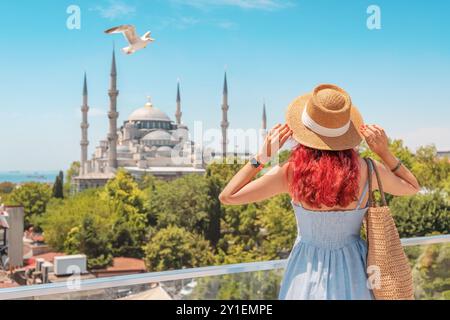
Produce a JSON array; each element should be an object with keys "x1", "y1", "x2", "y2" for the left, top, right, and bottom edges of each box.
[{"x1": 0, "y1": 234, "x2": 449, "y2": 300}]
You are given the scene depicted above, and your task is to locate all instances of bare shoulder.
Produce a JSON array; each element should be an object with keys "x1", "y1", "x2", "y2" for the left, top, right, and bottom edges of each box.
[
  {"x1": 359, "y1": 156, "x2": 380, "y2": 190},
  {"x1": 263, "y1": 160, "x2": 291, "y2": 193},
  {"x1": 265, "y1": 160, "x2": 290, "y2": 178},
  {"x1": 367, "y1": 157, "x2": 390, "y2": 190}
]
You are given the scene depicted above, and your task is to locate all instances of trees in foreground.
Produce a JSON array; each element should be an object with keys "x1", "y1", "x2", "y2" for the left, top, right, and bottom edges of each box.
[{"x1": 9, "y1": 140, "x2": 449, "y2": 298}]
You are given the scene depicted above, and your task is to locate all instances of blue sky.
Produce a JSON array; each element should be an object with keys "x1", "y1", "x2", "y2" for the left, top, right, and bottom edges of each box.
[{"x1": 0, "y1": 0, "x2": 449, "y2": 171}]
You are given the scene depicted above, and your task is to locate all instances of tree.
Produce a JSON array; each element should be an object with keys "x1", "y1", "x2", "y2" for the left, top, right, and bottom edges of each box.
[
  {"x1": 102, "y1": 169, "x2": 145, "y2": 212},
  {"x1": 413, "y1": 243, "x2": 450, "y2": 300},
  {"x1": 109, "y1": 211, "x2": 148, "y2": 258},
  {"x1": 101, "y1": 169, "x2": 147, "y2": 258},
  {"x1": 222, "y1": 203, "x2": 262, "y2": 248},
  {"x1": 52, "y1": 171, "x2": 64, "y2": 199},
  {"x1": 137, "y1": 172, "x2": 160, "y2": 190},
  {"x1": 412, "y1": 145, "x2": 450, "y2": 191},
  {"x1": 39, "y1": 189, "x2": 112, "y2": 251},
  {"x1": 65, "y1": 161, "x2": 80, "y2": 195},
  {"x1": 8, "y1": 182, "x2": 52, "y2": 228},
  {"x1": 0, "y1": 182, "x2": 15, "y2": 194},
  {"x1": 144, "y1": 225, "x2": 214, "y2": 271},
  {"x1": 204, "y1": 160, "x2": 245, "y2": 249},
  {"x1": 145, "y1": 174, "x2": 211, "y2": 236},
  {"x1": 359, "y1": 138, "x2": 416, "y2": 171},
  {"x1": 390, "y1": 191, "x2": 449, "y2": 238},
  {"x1": 63, "y1": 215, "x2": 113, "y2": 269}
]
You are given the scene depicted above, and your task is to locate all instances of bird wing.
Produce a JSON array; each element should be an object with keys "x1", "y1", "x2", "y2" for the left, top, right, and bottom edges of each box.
[{"x1": 104, "y1": 25, "x2": 139, "y2": 44}]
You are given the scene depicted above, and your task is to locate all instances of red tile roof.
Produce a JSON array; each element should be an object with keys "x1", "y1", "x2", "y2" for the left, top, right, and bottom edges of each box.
[
  {"x1": 24, "y1": 252, "x2": 65, "y2": 267},
  {"x1": 107, "y1": 257, "x2": 146, "y2": 272},
  {"x1": 0, "y1": 281, "x2": 19, "y2": 288},
  {"x1": 91, "y1": 257, "x2": 147, "y2": 277},
  {"x1": 33, "y1": 252, "x2": 65, "y2": 263},
  {"x1": 23, "y1": 254, "x2": 146, "y2": 275}
]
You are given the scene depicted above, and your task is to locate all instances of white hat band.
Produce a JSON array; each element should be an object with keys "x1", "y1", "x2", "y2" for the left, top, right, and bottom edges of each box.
[{"x1": 301, "y1": 105, "x2": 350, "y2": 138}]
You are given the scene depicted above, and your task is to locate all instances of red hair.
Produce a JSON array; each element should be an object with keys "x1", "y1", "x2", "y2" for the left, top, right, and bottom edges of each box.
[{"x1": 288, "y1": 144, "x2": 360, "y2": 209}]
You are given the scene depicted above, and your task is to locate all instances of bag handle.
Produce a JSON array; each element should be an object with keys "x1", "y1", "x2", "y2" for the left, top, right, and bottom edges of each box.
[{"x1": 364, "y1": 157, "x2": 387, "y2": 207}]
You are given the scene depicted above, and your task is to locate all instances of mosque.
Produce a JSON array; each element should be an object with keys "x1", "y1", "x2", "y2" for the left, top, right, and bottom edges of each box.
[{"x1": 72, "y1": 50, "x2": 267, "y2": 192}]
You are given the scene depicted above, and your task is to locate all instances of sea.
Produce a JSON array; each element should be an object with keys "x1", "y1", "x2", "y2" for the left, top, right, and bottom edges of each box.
[{"x1": 0, "y1": 171, "x2": 59, "y2": 184}]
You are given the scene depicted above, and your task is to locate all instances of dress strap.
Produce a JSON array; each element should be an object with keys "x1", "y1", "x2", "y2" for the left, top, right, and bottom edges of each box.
[{"x1": 356, "y1": 160, "x2": 373, "y2": 209}]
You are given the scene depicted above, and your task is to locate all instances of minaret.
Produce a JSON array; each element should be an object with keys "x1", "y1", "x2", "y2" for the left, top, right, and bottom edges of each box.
[
  {"x1": 80, "y1": 73, "x2": 89, "y2": 175},
  {"x1": 175, "y1": 80, "x2": 182, "y2": 125},
  {"x1": 221, "y1": 72, "x2": 229, "y2": 158},
  {"x1": 107, "y1": 48, "x2": 119, "y2": 170},
  {"x1": 261, "y1": 100, "x2": 267, "y2": 141}
]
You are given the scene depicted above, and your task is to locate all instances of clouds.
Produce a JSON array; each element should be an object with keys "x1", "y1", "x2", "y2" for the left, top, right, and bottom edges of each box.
[
  {"x1": 158, "y1": 16, "x2": 237, "y2": 30},
  {"x1": 165, "y1": 16, "x2": 201, "y2": 29},
  {"x1": 90, "y1": 0, "x2": 136, "y2": 20},
  {"x1": 170, "y1": 0, "x2": 293, "y2": 11},
  {"x1": 216, "y1": 20, "x2": 238, "y2": 30}
]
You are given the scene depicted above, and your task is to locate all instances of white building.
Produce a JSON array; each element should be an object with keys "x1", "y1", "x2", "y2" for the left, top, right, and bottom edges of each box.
[{"x1": 73, "y1": 50, "x2": 206, "y2": 192}]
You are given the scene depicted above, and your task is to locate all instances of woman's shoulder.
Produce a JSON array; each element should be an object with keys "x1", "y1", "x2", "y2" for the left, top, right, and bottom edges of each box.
[
  {"x1": 266, "y1": 160, "x2": 290, "y2": 176},
  {"x1": 360, "y1": 156, "x2": 381, "y2": 190}
]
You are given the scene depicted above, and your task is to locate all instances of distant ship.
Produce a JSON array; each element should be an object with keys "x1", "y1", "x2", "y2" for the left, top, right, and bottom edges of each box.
[{"x1": 26, "y1": 174, "x2": 47, "y2": 180}]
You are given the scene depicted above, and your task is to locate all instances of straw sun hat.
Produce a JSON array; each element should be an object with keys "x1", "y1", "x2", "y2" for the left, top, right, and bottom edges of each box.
[{"x1": 286, "y1": 84, "x2": 364, "y2": 151}]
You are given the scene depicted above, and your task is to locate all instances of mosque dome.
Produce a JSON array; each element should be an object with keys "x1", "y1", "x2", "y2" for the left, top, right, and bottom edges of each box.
[
  {"x1": 128, "y1": 97, "x2": 171, "y2": 122},
  {"x1": 142, "y1": 130, "x2": 173, "y2": 141}
]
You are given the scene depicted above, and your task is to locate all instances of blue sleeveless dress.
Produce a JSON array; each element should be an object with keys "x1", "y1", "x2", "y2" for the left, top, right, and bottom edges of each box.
[{"x1": 278, "y1": 177, "x2": 375, "y2": 300}]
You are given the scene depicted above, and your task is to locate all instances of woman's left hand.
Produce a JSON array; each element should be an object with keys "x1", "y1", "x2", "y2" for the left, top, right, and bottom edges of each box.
[{"x1": 256, "y1": 123, "x2": 293, "y2": 164}]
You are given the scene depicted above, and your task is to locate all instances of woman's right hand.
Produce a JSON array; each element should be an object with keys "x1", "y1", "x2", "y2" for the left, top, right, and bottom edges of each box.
[
  {"x1": 360, "y1": 124, "x2": 390, "y2": 157},
  {"x1": 257, "y1": 123, "x2": 293, "y2": 164}
]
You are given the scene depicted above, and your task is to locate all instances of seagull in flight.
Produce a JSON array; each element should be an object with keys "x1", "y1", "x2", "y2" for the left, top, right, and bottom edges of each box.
[{"x1": 105, "y1": 25, "x2": 155, "y2": 55}]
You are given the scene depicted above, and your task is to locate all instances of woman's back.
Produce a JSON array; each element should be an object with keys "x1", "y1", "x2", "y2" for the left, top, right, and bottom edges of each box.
[
  {"x1": 219, "y1": 84, "x2": 421, "y2": 300},
  {"x1": 290, "y1": 166, "x2": 370, "y2": 246},
  {"x1": 278, "y1": 159, "x2": 373, "y2": 299}
]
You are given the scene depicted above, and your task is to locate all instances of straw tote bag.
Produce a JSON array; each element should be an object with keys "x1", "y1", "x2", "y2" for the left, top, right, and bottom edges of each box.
[{"x1": 363, "y1": 157, "x2": 415, "y2": 300}]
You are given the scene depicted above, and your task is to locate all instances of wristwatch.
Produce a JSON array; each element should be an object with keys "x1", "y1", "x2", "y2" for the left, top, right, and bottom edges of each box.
[{"x1": 250, "y1": 157, "x2": 263, "y2": 169}]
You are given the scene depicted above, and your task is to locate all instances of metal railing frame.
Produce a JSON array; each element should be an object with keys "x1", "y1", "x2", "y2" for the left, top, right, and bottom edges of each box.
[{"x1": 1, "y1": 234, "x2": 449, "y2": 300}]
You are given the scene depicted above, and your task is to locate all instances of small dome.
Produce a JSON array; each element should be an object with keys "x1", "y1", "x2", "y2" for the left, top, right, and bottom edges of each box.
[
  {"x1": 128, "y1": 97, "x2": 171, "y2": 122},
  {"x1": 142, "y1": 130, "x2": 172, "y2": 141},
  {"x1": 157, "y1": 146, "x2": 172, "y2": 152}
]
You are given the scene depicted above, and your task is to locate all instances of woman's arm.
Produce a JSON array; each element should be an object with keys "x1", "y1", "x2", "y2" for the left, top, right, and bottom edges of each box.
[
  {"x1": 360, "y1": 124, "x2": 421, "y2": 196},
  {"x1": 219, "y1": 124, "x2": 293, "y2": 205}
]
